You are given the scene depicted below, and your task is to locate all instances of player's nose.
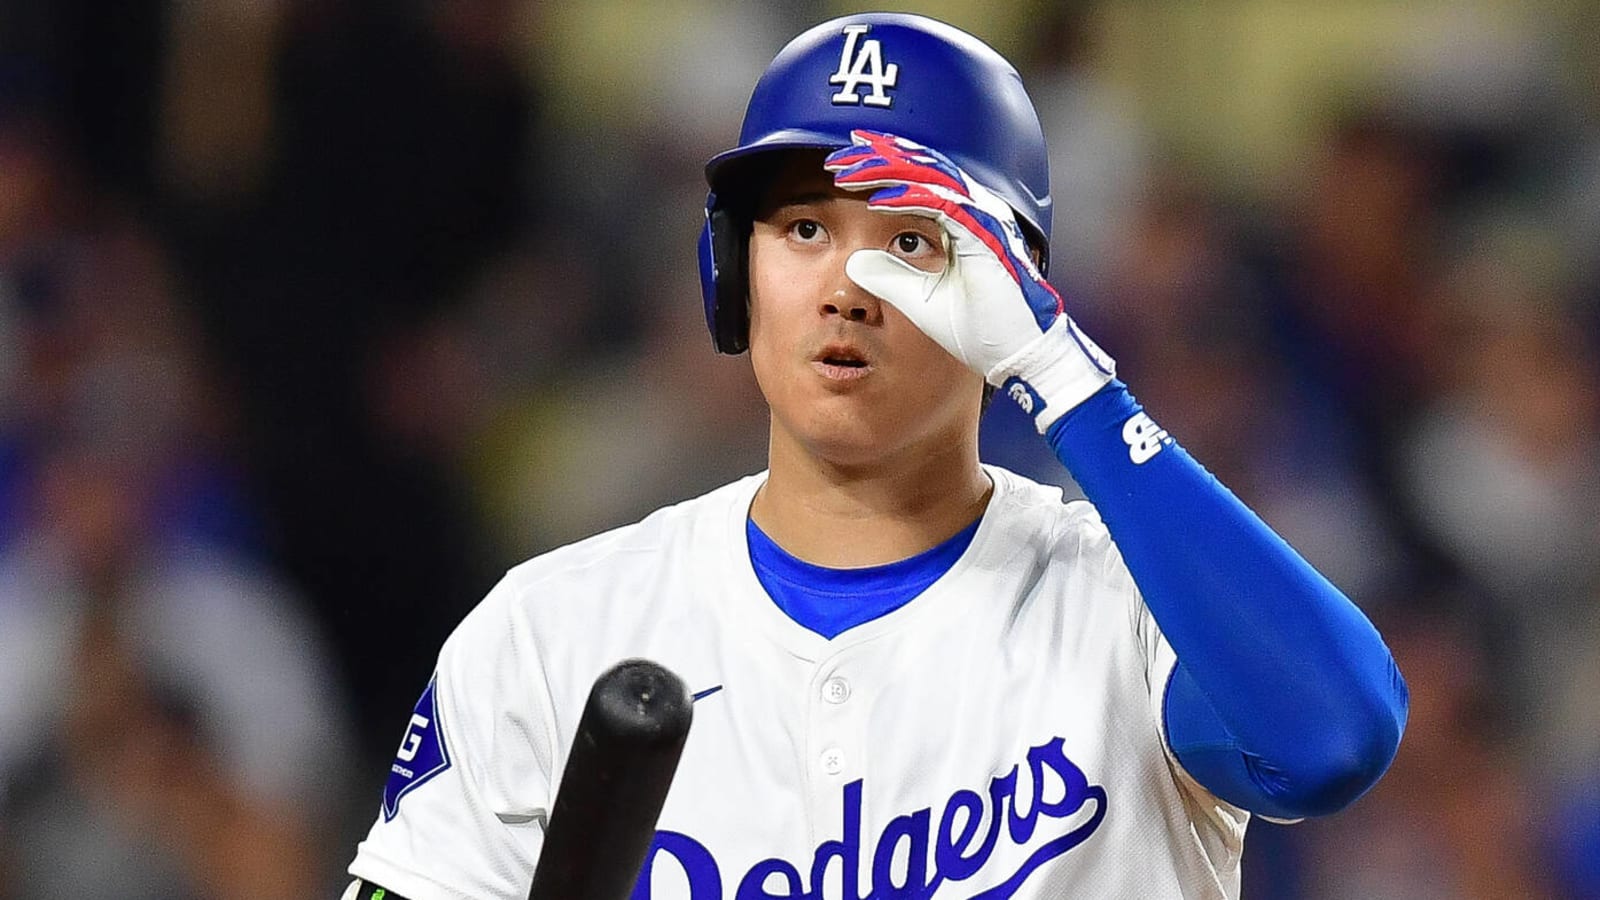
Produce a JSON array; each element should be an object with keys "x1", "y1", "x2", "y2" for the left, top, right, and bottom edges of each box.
[{"x1": 819, "y1": 252, "x2": 882, "y2": 325}]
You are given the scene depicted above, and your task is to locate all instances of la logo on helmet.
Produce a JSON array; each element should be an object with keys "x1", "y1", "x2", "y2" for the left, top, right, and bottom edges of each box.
[{"x1": 830, "y1": 24, "x2": 898, "y2": 108}]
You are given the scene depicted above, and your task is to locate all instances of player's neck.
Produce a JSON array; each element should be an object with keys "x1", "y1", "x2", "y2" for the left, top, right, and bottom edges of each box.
[{"x1": 752, "y1": 429, "x2": 991, "y2": 568}]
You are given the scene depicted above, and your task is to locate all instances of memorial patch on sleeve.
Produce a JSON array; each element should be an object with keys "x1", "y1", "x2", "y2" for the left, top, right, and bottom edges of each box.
[{"x1": 382, "y1": 674, "x2": 452, "y2": 821}]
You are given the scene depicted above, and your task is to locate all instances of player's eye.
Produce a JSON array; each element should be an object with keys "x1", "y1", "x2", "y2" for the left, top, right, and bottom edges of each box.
[
  {"x1": 891, "y1": 230, "x2": 942, "y2": 259},
  {"x1": 894, "y1": 232, "x2": 928, "y2": 254},
  {"x1": 789, "y1": 219, "x2": 826, "y2": 243}
]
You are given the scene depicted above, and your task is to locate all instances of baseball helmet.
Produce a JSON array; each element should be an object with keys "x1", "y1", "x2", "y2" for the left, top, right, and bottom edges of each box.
[{"x1": 699, "y1": 12, "x2": 1052, "y2": 354}]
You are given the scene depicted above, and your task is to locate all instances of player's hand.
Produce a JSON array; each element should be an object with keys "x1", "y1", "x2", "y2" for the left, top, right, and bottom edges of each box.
[{"x1": 824, "y1": 130, "x2": 1115, "y2": 432}]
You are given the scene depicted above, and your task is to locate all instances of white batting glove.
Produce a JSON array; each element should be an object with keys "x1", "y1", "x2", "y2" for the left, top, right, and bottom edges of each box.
[{"x1": 824, "y1": 130, "x2": 1115, "y2": 433}]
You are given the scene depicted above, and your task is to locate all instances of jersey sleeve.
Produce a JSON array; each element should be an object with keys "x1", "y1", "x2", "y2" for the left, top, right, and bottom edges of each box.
[{"x1": 348, "y1": 575, "x2": 556, "y2": 900}]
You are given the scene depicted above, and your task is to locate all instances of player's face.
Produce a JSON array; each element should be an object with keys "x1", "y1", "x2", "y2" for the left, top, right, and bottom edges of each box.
[{"x1": 746, "y1": 152, "x2": 985, "y2": 469}]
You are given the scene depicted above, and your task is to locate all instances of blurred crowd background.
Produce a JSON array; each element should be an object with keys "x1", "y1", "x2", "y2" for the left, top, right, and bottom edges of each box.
[{"x1": 1, "y1": 0, "x2": 1597, "y2": 897}]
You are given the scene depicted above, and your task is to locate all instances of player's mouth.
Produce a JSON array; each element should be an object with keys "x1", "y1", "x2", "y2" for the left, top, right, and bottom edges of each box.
[{"x1": 811, "y1": 343, "x2": 874, "y2": 381}]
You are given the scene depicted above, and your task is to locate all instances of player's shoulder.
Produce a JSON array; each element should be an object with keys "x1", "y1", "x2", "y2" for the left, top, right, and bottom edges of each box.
[
  {"x1": 436, "y1": 472, "x2": 763, "y2": 660},
  {"x1": 982, "y1": 466, "x2": 1141, "y2": 623},
  {"x1": 983, "y1": 464, "x2": 1114, "y2": 548},
  {"x1": 981, "y1": 464, "x2": 1132, "y2": 595},
  {"x1": 504, "y1": 471, "x2": 761, "y2": 588},
  {"x1": 459, "y1": 470, "x2": 765, "y2": 636}
]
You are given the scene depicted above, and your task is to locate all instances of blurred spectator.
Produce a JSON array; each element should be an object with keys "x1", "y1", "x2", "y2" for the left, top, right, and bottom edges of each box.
[
  {"x1": 1021, "y1": 5, "x2": 1150, "y2": 298},
  {"x1": 1397, "y1": 256, "x2": 1600, "y2": 781},
  {"x1": 1266, "y1": 114, "x2": 1449, "y2": 455},
  {"x1": 1547, "y1": 773, "x2": 1600, "y2": 900},
  {"x1": 0, "y1": 218, "x2": 355, "y2": 899},
  {"x1": 1399, "y1": 259, "x2": 1600, "y2": 601},
  {"x1": 467, "y1": 259, "x2": 769, "y2": 553},
  {"x1": 160, "y1": 0, "x2": 538, "y2": 754}
]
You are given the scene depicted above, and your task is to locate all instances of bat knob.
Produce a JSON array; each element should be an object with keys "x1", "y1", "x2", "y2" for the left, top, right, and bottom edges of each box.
[{"x1": 589, "y1": 659, "x2": 693, "y2": 750}]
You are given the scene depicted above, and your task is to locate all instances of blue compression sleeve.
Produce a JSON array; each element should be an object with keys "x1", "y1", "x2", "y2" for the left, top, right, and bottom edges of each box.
[{"x1": 1046, "y1": 381, "x2": 1408, "y2": 820}]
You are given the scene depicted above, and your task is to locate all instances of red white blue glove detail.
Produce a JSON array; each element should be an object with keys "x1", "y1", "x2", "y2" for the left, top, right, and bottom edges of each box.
[{"x1": 824, "y1": 130, "x2": 1115, "y2": 432}]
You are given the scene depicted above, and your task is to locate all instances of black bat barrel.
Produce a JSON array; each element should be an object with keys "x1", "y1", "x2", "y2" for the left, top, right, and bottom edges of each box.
[{"x1": 527, "y1": 658, "x2": 693, "y2": 900}]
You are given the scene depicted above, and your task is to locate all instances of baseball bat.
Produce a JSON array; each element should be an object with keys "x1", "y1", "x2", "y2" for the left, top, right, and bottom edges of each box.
[{"x1": 527, "y1": 658, "x2": 693, "y2": 900}]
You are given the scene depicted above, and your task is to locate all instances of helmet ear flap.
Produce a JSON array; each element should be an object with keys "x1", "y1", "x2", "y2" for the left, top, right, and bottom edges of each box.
[{"x1": 700, "y1": 200, "x2": 751, "y2": 354}]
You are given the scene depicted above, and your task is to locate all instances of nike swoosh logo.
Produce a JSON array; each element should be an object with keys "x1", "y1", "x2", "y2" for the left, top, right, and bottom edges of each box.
[{"x1": 691, "y1": 685, "x2": 724, "y2": 702}]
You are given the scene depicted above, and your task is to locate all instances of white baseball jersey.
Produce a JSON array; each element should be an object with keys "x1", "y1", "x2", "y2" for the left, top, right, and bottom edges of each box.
[{"x1": 348, "y1": 466, "x2": 1249, "y2": 898}]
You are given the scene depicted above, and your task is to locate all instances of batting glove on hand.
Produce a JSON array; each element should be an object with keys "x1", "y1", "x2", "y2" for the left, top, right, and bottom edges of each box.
[{"x1": 824, "y1": 130, "x2": 1115, "y2": 433}]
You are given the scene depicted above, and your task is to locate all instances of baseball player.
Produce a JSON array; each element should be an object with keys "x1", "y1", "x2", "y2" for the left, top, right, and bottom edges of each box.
[{"x1": 344, "y1": 13, "x2": 1407, "y2": 899}]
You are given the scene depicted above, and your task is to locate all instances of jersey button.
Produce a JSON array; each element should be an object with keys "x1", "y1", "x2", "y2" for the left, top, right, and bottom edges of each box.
[
  {"x1": 820, "y1": 747, "x2": 845, "y2": 775},
  {"x1": 822, "y1": 676, "x2": 851, "y2": 704}
]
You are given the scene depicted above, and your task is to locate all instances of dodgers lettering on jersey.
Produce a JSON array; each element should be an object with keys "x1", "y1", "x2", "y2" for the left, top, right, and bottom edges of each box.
[
  {"x1": 348, "y1": 469, "x2": 1249, "y2": 899},
  {"x1": 633, "y1": 736, "x2": 1106, "y2": 899}
]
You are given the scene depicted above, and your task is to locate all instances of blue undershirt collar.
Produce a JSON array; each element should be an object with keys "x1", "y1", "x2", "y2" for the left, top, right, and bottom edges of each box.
[{"x1": 746, "y1": 515, "x2": 981, "y2": 639}]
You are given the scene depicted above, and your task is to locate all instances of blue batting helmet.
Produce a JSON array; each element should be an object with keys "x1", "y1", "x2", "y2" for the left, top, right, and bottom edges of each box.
[{"x1": 699, "y1": 12, "x2": 1052, "y2": 354}]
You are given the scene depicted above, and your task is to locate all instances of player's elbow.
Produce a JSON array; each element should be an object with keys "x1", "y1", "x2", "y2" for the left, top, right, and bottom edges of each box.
[
  {"x1": 1276, "y1": 665, "x2": 1410, "y2": 818},
  {"x1": 1276, "y1": 734, "x2": 1398, "y2": 818}
]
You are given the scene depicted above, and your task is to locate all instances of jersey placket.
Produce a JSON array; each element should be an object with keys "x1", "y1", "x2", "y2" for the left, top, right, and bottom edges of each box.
[{"x1": 803, "y1": 647, "x2": 871, "y2": 857}]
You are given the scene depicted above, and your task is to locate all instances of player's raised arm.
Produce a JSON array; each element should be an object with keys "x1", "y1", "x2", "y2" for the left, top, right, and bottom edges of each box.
[{"x1": 834, "y1": 130, "x2": 1408, "y2": 821}]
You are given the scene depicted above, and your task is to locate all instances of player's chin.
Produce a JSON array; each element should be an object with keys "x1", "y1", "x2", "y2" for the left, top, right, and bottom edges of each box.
[
  {"x1": 803, "y1": 435, "x2": 896, "y2": 470},
  {"x1": 792, "y1": 407, "x2": 902, "y2": 465}
]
